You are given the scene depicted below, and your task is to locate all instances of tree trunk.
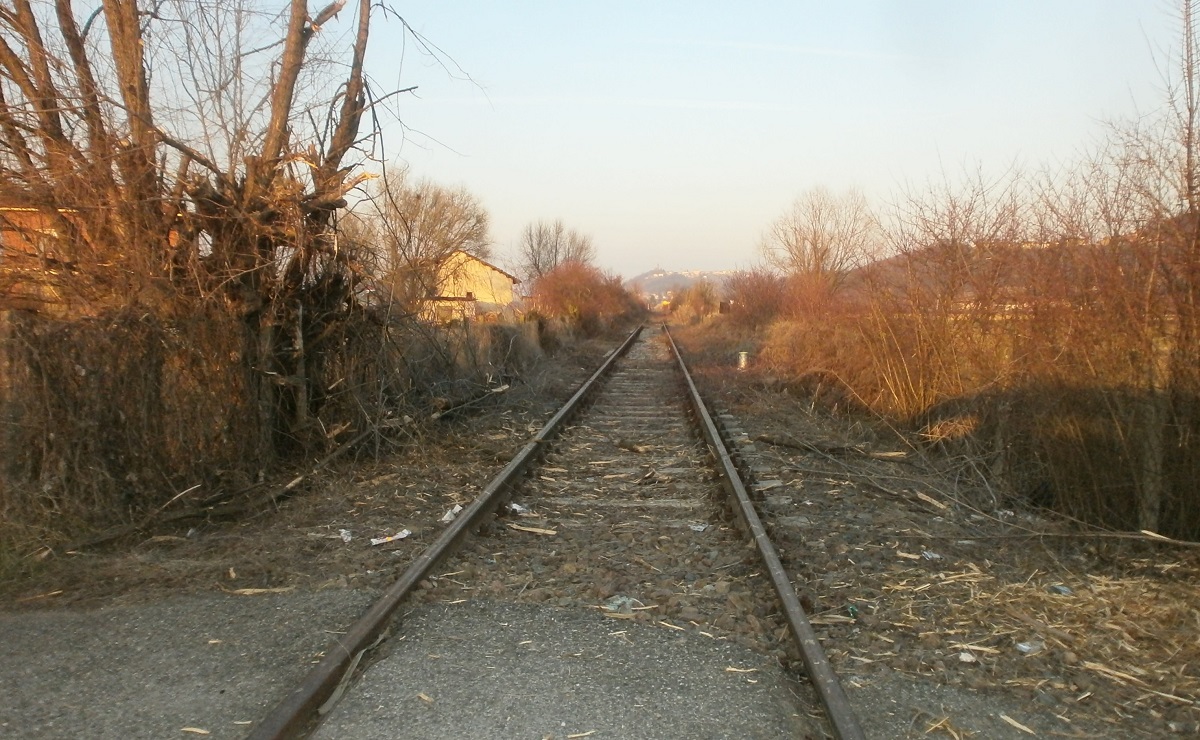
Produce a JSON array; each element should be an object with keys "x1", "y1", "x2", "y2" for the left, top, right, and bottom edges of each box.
[
  {"x1": 293, "y1": 302, "x2": 309, "y2": 431},
  {"x1": 254, "y1": 319, "x2": 277, "y2": 466}
]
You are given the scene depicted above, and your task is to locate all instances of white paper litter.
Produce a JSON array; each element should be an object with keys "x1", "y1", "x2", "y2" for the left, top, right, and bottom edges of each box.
[{"x1": 370, "y1": 529, "x2": 411, "y2": 546}]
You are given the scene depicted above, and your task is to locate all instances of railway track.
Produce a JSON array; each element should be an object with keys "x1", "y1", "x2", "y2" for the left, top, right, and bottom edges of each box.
[{"x1": 249, "y1": 325, "x2": 865, "y2": 739}]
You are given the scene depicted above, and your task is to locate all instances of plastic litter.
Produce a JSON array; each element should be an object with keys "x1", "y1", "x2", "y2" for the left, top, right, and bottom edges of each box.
[
  {"x1": 958, "y1": 651, "x2": 978, "y2": 663},
  {"x1": 507, "y1": 502, "x2": 531, "y2": 515},
  {"x1": 439, "y1": 504, "x2": 463, "y2": 523},
  {"x1": 1015, "y1": 639, "x2": 1045, "y2": 655},
  {"x1": 369, "y1": 529, "x2": 411, "y2": 546},
  {"x1": 1047, "y1": 584, "x2": 1073, "y2": 596},
  {"x1": 688, "y1": 523, "x2": 709, "y2": 532},
  {"x1": 602, "y1": 595, "x2": 643, "y2": 614},
  {"x1": 921, "y1": 550, "x2": 943, "y2": 561},
  {"x1": 338, "y1": 529, "x2": 352, "y2": 543}
]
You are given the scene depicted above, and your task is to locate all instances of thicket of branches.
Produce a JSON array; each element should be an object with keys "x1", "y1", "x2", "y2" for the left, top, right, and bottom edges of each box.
[
  {"x1": 516, "y1": 219, "x2": 595, "y2": 282},
  {"x1": 0, "y1": 1, "x2": 527, "y2": 549}
]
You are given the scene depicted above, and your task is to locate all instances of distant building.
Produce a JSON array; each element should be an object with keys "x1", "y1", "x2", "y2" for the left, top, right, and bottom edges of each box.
[
  {"x1": 425, "y1": 250, "x2": 520, "y2": 322},
  {"x1": 0, "y1": 202, "x2": 78, "y2": 313}
]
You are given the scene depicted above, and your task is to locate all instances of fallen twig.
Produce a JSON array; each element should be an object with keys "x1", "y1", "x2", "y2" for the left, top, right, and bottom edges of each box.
[{"x1": 755, "y1": 433, "x2": 910, "y2": 463}]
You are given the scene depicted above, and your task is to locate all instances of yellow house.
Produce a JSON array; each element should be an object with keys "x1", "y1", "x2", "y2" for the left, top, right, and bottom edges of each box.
[{"x1": 428, "y1": 250, "x2": 519, "y2": 322}]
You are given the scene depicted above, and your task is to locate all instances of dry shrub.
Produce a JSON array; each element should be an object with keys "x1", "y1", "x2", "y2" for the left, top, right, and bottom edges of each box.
[
  {"x1": 751, "y1": 230, "x2": 1200, "y2": 537},
  {"x1": 1000, "y1": 238, "x2": 1200, "y2": 536},
  {"x1": 445, "y1": 321, "x2": 541, "y2": 378},
  {"x1": 668, "y1": 316, "x2": 754, "y2": 368},
  {"x1": 0, "y1": 309, "x2": 259, "y2": 543},
  {"x1": 669, "y1": 280, "x2": 720, "y2": 323},
  {"x1": 759, "y1": 317, "x2": 873, "y2": 404},
  {"x1": 313, "y1": 316, "x2": 543, "y2": 441},
  {"x1": 530, "y1": 261, "x2": 641, "y2": 334},
  {"x1": 521, "y1": 313, "x2": 575, "y2": 353},
  {"x1": 751, "y1": 279, "x2": 892, "y2": 410},
  {"x1": 0, "y1": 304, "x2": 549, "y2": 561},
  {"x1": 723, "y1": 270, "x2": 787, "y2": 329}
]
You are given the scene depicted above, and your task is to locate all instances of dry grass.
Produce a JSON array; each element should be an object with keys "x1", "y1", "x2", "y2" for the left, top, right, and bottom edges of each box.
[
  {"x1": 674, "y1": 298, "x2": 1200, "y2": 541},
  {"x1": 874, "y1": 558, "x2": 1200, "y2": 717}
]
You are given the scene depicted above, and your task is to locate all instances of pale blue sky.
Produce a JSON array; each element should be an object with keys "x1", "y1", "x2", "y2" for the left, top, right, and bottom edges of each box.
[{"x1": 362, "y1": 1, "x2": 1180, "y2": 278}]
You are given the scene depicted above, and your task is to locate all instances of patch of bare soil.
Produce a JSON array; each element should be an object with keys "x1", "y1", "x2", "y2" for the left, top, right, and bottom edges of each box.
[
  {"x1": 0, "y1": 334, "x2": 618, "y2": 611},
  {"x1": 691, "y1": 362, "x2": 1200, "y2": 738}
]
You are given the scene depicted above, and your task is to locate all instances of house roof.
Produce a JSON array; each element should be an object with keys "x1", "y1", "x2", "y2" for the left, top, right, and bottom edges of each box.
[{"x1": 448, "y1": 249, "x2": 520, "y2": 283}]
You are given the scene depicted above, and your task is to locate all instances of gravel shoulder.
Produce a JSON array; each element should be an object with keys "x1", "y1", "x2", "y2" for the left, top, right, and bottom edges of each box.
[
  {"x1": 315, "y1": 599, "x2": 815, "y2": 740},
  {"x1": 0, "y1": 590, "x2": 378, "y2": 739}
]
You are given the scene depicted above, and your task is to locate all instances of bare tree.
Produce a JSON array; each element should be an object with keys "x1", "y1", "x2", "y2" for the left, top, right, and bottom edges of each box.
[
  {"x1": 373, "y1": 168, "x2": 491, "y2": 262},
  {"x1": 762, "y1": 187, "x2": 878, "y2": 293},
  {"x1": 350, "y1": 167, "x2": 491, "y2": 310},
  {"x1": 0, "y1": 0, "x2": 388, "y2": 459},
  {"x1": 517, "y1": 219, "x2": 595, "y2": 280}
]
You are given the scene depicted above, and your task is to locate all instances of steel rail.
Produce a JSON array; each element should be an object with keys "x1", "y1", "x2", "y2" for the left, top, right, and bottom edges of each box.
[
  {"x1": 246, "y1": 324, "x2": 643, "y2": 740},
  {"x1": 663, "y1": 325, "x2": 867, "y2": 740}
]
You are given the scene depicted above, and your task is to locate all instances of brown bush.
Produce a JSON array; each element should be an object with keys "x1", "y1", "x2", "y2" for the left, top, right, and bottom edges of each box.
[
  {"x1": 757, "y1": 313, "x2": 876, "y2": 405},
  {"x1": 747, "y1": 190, "x2": 1200, "y2": 537},
  {"x1": 723, "y1": 270, "x2": 787, "y2": 328},
  {"x1": 530, "y1": 261, "x2": 640, "y2": 334},
  {"x1": 668, "y1": 280, "x2": 720, "y2": 323},
  {"x1": 667, "y1": 316, "x2": 755, "y2": 368}
]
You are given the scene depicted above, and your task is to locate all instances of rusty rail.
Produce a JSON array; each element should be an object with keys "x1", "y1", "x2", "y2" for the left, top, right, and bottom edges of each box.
[
  {"x1": 246, "y1": 325, "x2": 643, "y2": 740},
  {"x1": 663, "y1": 324, "x2": 867, "y2": 740}
]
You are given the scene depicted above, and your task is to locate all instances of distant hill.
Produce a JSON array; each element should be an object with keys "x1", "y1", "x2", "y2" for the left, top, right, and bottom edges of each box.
[{"x1": 625, "y1": 269, "x2": 735, "y2": 303}]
